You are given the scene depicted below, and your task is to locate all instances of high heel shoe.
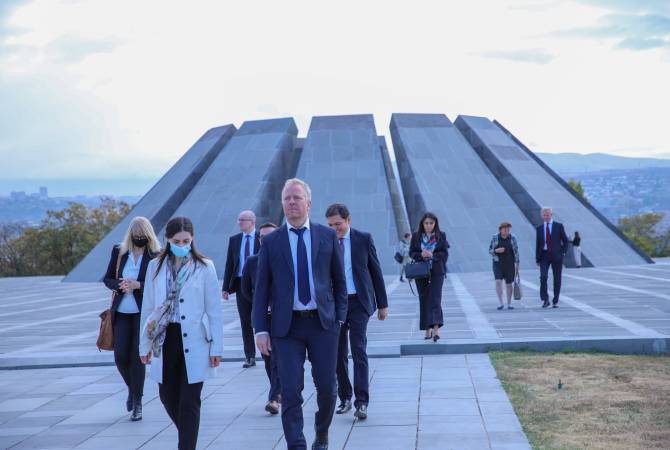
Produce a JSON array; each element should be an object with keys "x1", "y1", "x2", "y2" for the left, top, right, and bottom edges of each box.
[{"x1": 433, "y1": 334, "x2": 440, "y2": 342}]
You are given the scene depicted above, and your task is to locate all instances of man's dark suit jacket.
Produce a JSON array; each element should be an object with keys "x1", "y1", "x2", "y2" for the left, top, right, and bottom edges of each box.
[
  {"x1": 348, "y1": 228, "x2": 388, "y2": 316},
  {"x1": 535, "y1": 221, "x2": 569, "y2": 262},
  {"x1": 252, "y1": 222, "x2": 348, "y2": 337},
  {"x1": 409, "y1": 231, "x2": 449, "y2": 276},
  {"x1": 103, "y1": 245, "x2": 157, "y2": 314},
  {"x1": 222, "y1": 231, "x2": 261, "y2": 293},
  {"x1": 240, "y1": 254, "x2": 259, "y2": 304}
]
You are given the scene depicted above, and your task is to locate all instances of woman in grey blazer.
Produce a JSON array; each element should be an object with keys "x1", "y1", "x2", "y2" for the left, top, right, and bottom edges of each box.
[{"x1": 140, "y1": 216, "x2": 223, "y2": 450}]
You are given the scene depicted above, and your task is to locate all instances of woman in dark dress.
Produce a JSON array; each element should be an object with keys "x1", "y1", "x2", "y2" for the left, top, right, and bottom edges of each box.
[
  {"x1": 103, "y1": 216, "x2": 160, "y2": 421},
  {"x1": 410, "y1": 212, "x2": 449, "y2": 342}
]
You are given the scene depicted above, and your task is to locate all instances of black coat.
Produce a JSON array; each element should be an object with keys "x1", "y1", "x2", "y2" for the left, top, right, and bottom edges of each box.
[
  {"x1": 103, "y1": 245, "x2": 157, "y2": 313},
  {"x1": 410, "y1": 231, "x2": 449, "y2": 276},
  {"x1": 535, "y1": 221, "x2": 569, "y2": 262},
  {"x1": 240, "y1": 253, "x2": 259, "y2": 304},
  {"x1": 347, "y1": 228, "x2": 388, "y2": 315},
  {"x1": 222, "y1": 231, "x2": 261, "y2": 293}
]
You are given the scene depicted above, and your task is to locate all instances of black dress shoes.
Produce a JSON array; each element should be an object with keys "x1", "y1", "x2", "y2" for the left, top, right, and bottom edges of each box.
[
  {"x1": 312, "y1": 434, "x2": 328, "y2": 450},
  {"x1": 242, "y1": 357, "x2": 256, "y2": 368},
  {"x1": 552, "y1": 303, "x2": 559, "y2": 308},
  {"x1": 130, "y1": 402, "x2": 142, "y2": 421},
  {"x1": 542, "y1": 300, "x2": 550, "y2": 308},
  {"x1": 126, "y1": 393, "x2": 132, "y2": 412},
  {"x1": 354, "y1": 404, "x2": 368, "y2": 420},
  {"x1": 336, "y1": 399, "x2": 352, "y2": 414}
]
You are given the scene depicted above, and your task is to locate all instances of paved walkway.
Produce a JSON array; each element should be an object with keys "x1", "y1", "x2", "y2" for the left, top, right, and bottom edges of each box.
[
  {"x1": 0, "y1": 355, "x2": 529, "y2": 450},
  {"x1": 1, "y1": 261, "x2": 669, "y2": 448},
  {"x1": 1, "y1": 261, "x2": 669, "y2": 368}
]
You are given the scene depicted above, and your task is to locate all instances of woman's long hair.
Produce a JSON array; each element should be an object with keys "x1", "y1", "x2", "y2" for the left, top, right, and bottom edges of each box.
[
  {"x1": 416, "y1": 212, "x2": 443, "y2": 239},
  {"x1": 120, "y1": 216, "x2": 161, "y2": 255},
  {"x1": 154, "y1": 216, "x2": 208, "y2": 278}
]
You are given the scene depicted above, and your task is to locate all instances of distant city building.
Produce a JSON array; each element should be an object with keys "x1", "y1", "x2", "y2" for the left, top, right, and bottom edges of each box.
[
  {"x1": 39, "y1": 186, "x2": 48, "y2": 199},
  {"x1": 10, "y1": 191, "x2": 27, "y2": 201}
]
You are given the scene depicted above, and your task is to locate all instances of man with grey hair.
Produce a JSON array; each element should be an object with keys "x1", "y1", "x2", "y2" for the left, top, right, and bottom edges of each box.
[
  {"x1": 253, "y1": 178, "x2": 347, "y2": 450},
  {"x1": 223, "y1": 209, "x2": 261, "y2": 368},
  {"x1": 535, "y1": 207, "x2": 569, "y2": 308}
]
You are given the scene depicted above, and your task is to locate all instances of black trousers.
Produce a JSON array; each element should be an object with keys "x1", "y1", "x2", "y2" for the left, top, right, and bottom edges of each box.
[
  {"x1": 233, "y1": 277, "x2": 255, "y2": 360},
  {"x1": 113, "y1": 312, "x2": 145, "y2": 402},
  {"x1": 540, "y1": 252, "x2": 563, "y2": 304},
  {"x1": 159, "y1": 324, "x2": 204, "y2": 450},
  {"x1": 236, "y1": 295, "x2": 256, "y2": 359},
  {"x1": 336, "y1": 296, "x2": 370, "y2": 407},
  {"x1": 416, "y1": 274, "x2": 444, "y2": 330}
]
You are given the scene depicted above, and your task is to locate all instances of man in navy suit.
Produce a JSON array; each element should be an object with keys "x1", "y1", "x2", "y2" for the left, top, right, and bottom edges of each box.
[
  {"x1": 223, "y1": 210, "x2": 261, "y2": 368},
  {"x1": 253, "y1": 178, "x2": 347, "y2": 450},
  {"x1": 535, "y1": 207, "x2": 569, "y2": 308},
  {"x1": 325, "y1": 203, "x2": 388, "y2": 420}
]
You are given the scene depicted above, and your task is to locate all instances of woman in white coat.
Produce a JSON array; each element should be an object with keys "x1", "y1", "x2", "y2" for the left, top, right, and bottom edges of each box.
[{"x1": 139, "y1": 216, "x2": 223, "y2": 450}]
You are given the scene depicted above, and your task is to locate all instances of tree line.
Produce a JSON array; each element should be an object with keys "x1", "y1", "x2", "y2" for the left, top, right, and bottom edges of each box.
[
  {"x1": 0, "y1": 198, "x2": 130, "y2": 277},
  {"x1": 0, "y1": 199, "x2": 668, "y2": 277}
]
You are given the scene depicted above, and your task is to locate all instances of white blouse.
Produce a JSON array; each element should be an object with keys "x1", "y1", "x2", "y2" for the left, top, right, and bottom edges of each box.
[{"x1": 117, "y1": 252, "x2": 143, "y2": 314}]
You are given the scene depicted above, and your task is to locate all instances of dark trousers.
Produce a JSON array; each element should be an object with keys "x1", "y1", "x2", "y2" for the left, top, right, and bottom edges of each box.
[
  {"x1": 273, "y1": 316, "x2": 339, "y2": 450},
  {"x1": 262, "y1": 313, "x2": 281, "y2": 402},
  {"x1": 113, "y1": 312, "x2": 145, "y2": 402},
  {"x1": 416, "y1": 274, "x2": 445, "y2": 330},
  {"x1": 540, "y1": 252, "x2": 563, "y2": 304},
  {"x1": 236, "y1": 289, "x2": 256, "y2": 360},
  {"x1": 336, "y1": 296, "x2": 370, "y2": 407},
  {"x1": 262, "y1": 350, "x2": 281, "y2": 402},
  {"x1": 159, "y1": 324, "x2": 204, "y2": 450}
]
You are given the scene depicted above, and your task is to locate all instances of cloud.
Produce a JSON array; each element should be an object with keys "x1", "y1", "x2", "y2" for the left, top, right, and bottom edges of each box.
[
  {"x1": 46, "y1": 34, "x2": 119, "y2": 63},
  {"x1": 476, "y1": 48, "x2": 554, "y2": 64},
  {"x1": 550, "y1": 3, "x2": 670, "y2": 52}
]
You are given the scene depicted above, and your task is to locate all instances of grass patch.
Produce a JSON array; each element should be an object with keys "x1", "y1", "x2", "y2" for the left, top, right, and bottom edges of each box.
[{"x1": 489, "y1": 351, "x2": 670, "y2": 450}]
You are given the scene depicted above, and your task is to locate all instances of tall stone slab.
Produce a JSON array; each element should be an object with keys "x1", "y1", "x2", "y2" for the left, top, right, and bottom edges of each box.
[
  {"x1": 390, "y1": 113, "x2": 536, "y2": 272},
  {"x1": 296, "y1": 115, "x2": 400, "y2": 274},
  {"x1": 64, "y1": 125, "x2": 237, "y2": 282},
  {"x1": 455, "y1": 115, "x2": 650, "y2": 267},
  {"x1": 166, "y1": 118, "x2": 300, "y2": 278}
]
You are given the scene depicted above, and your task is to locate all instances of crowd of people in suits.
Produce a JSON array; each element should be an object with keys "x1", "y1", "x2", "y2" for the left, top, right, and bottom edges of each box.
[{"x1": 103, "y1": 177, "x2": 574, "y2": 450}]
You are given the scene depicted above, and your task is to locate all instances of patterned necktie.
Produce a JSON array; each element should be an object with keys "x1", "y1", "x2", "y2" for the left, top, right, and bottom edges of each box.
[
  {"x1": 290, "y1": 227, "x2": 311, "y2": 306},
  {"x1": 545, "y1": 223, "x2": 552, "y2": 253}
]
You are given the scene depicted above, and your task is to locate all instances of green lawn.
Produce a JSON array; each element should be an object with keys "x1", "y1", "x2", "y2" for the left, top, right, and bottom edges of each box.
[{"x1": 489, "y1": 351, "x2": 670, "y2": 450}]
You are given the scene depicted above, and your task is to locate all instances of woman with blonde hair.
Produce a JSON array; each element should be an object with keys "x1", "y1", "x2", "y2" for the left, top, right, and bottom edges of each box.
[{"x1": 103, "y1": 216, "x2": 161, "y2": 421}]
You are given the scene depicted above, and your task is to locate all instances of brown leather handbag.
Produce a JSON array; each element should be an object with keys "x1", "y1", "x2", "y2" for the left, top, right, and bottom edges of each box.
[{"x1": 97, "y1": 252, "x2": 122, "y2": 351}]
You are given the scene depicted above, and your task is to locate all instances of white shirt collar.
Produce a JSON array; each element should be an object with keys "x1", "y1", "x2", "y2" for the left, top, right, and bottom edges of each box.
[
  {"x1": 343, "y1": 228, "x2": 351, "y2": 240},
  {"x1": 243, "y1": 229, "x2": 256, "y2": 238},
  {"x1": 288, "y1": 218, "x2": 310, "y2": 231}
]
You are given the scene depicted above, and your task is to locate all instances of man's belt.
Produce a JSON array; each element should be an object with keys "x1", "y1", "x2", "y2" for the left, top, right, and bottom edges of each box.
[{"x1": 292, "y1": 309, "x2": 319, "y2": 318}]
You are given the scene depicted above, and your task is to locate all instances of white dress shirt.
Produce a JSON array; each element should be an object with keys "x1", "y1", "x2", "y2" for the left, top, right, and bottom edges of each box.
[
  {"x1": 341, "y1": 229, "x2": 356, "y2": 295},
  {"x1": 117, "y1": 251, "x2": 142, "y2": 314},
  {"x1": 543, "y1": 221, "x2": 553, "y2": 251},
  {"x1": 238, "y1": 230, "x2": 256, "y2": 276},
  {"x1": 287, "y1": 219, "x2": 317, "y2": 310}
]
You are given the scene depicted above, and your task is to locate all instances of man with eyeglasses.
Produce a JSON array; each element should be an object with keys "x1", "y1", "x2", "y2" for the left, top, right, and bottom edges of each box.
[{"x1": 223, "y1": 210, "x2": 261, "y2": 368}]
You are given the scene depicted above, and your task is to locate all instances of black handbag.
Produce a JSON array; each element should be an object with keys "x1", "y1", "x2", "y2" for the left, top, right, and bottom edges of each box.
[
  {"x1": 394, "y1": 252, "x2": 403, "y2": 264},
  {"x1": 404, "y1": 261, "x2": 431, "y2": 280}
]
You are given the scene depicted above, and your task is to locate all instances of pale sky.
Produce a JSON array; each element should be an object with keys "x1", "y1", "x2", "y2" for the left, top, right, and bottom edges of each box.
[{"x1": 1, "y1": 0, "x2": 669, "y2": 180}]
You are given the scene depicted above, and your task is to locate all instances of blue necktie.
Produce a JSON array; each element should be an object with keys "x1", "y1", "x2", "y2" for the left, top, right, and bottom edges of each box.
[{"x1": 290, "y1": 227, "x2": 311, "y2": 306}]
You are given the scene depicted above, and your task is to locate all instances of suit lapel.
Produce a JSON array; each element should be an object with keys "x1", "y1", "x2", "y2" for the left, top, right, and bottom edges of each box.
[
  {"x1": 254, "y1": 232, "x2": 261, "y2": 255},
  {"x1": 310, "y1": 223, "x2": 320, "y2": 267},
  {"x1": 280, "y1": 225, "x2": 295, "y2": 277}
]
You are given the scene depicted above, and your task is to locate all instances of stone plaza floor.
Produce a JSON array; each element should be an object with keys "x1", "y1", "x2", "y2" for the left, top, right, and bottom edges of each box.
[{"x1": 0, "y1": 260, "x2": 668, "y2": 448}]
